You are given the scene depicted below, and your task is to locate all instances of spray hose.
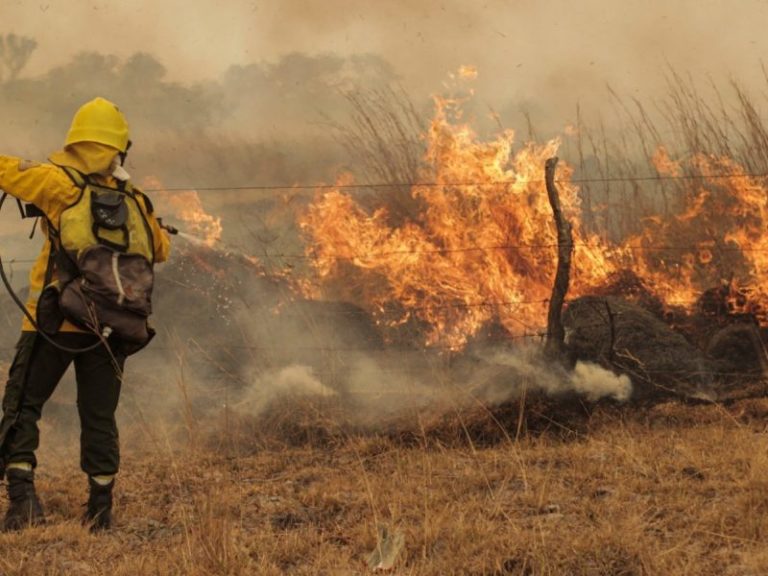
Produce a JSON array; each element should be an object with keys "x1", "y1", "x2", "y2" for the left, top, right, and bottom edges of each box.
[{"x1": 0, "y1": 253, "x2": 106, "y2": 353}]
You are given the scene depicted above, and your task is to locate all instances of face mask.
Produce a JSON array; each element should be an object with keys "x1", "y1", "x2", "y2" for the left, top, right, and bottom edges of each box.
[{"x1": 110, "y1": 155, "x2": 131, "y2": 181}]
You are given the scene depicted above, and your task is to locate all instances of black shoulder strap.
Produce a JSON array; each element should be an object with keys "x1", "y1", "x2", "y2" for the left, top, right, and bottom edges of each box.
[
  {"x1": 136, "y1": 189, "x2": 154, "y2": 214},
  {"x1": 59, "y1": 165, "x2": 88, "y2": 189},
  {"x1": 46, "y1": 164, "x2": 89, "y2": 284}
]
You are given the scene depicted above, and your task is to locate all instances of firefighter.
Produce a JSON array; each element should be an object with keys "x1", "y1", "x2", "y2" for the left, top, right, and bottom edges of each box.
[{"x1": 0, "y1": 97, "x2": 171, "y2": 531}]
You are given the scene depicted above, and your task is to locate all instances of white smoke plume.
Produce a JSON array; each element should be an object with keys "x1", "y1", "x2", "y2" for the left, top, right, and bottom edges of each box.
[
  {"x1": 236, "y1": 364, "x2": 336, "y2": 414},
  {"x1": 229, "y1": 344, "x2": 631, "y2": 428},
  {"x1": 569, "y1": 361, "x2": 632, "y2": 402},
  {"x1": 473, "y1": 347, "x2": 632, "y2": 405}
]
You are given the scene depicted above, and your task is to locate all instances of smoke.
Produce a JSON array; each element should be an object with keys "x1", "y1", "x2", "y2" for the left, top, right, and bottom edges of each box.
[
  {"x1": 569, "y1": 361, "x2": 632, "y2": 403},
  {"x1": 6, "y1": 0, "x2": 768, "y2": 138},
  {"x1": 236, "y1": 364, "x2": 336, "y2": 414},
  {"x1": 340, "y1": 355, "x2": 456, "y2": 422},
  {"x1": 227, "y1": 339, "x2": 631, "y2": 428},
  {"x1": 474, "y1": 347, "x2": 632, "y2": 405}
]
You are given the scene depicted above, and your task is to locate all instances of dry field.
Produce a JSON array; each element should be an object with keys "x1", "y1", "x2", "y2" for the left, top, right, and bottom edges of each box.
[{"x1": 1, "y1": 394, "x2": 768, "y2": 576}]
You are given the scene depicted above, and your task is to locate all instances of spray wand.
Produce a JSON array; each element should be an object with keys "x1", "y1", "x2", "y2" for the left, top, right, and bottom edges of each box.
[
  {"x1": 157, "y1": 218, "x2": 219, "y2": 247},
  {"x1": 157, "y1": 218, "x2": 179, "y2": 236},
  {"x1": 157, "y1": 219, "x2": 211, "y2": 246}
]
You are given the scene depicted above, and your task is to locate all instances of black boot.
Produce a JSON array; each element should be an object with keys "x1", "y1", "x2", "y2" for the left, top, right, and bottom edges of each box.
[
  {"x1": 3, "y1": 467, "x2": 45, "y2": 531},
  {"x1": 84, "y1": 477, "x2": 113, "y2": 531}
]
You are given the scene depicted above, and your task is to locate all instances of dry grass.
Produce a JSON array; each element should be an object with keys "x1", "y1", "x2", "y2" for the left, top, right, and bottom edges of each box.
[
  {"x1": 333, "y1": 85, "x2": 426, "y2": 226},
  {"x1": 2, "y1": 397, "x2": 768, "y2": 575},
  {"x1": 573, "y1": 70, "x2": 768, "y2": 241}
]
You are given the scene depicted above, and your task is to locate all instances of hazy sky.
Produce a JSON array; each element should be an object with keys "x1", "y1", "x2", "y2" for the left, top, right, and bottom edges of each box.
[{"x1": 5, "y1": 0, "x2": 768, "y2": 106}]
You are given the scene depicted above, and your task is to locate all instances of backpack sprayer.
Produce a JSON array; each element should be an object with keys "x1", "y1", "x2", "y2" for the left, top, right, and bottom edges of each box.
[
  {"x1": 0, "y1": 190, "x2": 179, "y2": 354},
  {"x1": 0, "y1": 192, "x2": 106, "y2": 352}
]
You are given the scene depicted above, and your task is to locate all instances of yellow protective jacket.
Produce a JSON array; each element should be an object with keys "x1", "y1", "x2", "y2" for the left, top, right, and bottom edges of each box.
[{"x1": 0, "y1": 144, "x2": 170, "y2": 333}]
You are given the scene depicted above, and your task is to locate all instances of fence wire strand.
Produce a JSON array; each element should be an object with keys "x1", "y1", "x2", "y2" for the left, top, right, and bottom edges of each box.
[{"x1": 140, "y1": 169, "x2": 768, "y2": 194}]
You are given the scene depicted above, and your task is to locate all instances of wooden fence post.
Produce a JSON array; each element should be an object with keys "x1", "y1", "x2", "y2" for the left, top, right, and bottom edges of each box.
[{"x1": 544, "y1": 157, "x2": 574, "y2": 359}]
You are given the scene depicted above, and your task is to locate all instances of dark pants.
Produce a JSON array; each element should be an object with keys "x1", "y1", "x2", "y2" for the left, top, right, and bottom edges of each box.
[{"x1": 0, "y1": 332, "x2": 126, "y2": 476}]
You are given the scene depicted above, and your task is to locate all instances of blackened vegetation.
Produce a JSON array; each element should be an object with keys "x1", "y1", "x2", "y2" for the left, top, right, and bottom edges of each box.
[
  {"x1": 151, "y1": 242, "x2": 384, "y2": 381},
  {"x1": 0, "y1": 239, "x2": 766, "y2": 449},
  {"x1": 563, "y1": 285, "x2": 768, "y2": 404},
  {"x1": 563, "y1": 296, "x2": 715, "y2": 402}
]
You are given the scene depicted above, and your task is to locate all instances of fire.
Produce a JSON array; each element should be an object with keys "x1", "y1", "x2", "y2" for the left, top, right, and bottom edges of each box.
[
  {"x1": 298, "y1": 83, "x2": 768, "y2": 348},
  {"x1": 457, "y1": 65, "x2": 478, "y2": 80},
  {"x1": 651, "y1": 146, "x2": 682, "y2": 178},
  {"x1": 622, "y1": 154, "x2": 768, "y2": 320},
  {"x1": 141, "y1": 176, "x2": 223, "y2": 248},
  {"x1": 299, "y1": 97, "x2": 618, "y2": 348}
]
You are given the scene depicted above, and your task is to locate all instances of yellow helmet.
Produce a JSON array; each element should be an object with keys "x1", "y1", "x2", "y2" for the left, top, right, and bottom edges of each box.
[{"x1": 64, "y1": 97, "x2": 130, "y2": 152}]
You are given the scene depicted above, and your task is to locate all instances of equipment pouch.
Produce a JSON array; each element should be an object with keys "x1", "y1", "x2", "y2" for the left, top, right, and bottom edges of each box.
[
  {"x1": 36, "y1": 282, "x2": 65, "y2": 335},
  {"x1": 58, "y1": 245, "x2": 154, "y2": 354},
  {"x1": 90, "y1": 187, "x2": 127, "y2": 230}
]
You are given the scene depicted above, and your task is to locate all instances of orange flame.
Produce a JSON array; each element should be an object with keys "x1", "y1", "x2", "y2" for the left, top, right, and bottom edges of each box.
[
  {"x1": 623, "y1": 154, "x2": 768, "y2": 320},
  {"x1": 298, "y1": 87, "x2": 768, "y2": 348},
  {"x1": 457, "y1": 65, "x2": 478, "y2": 80},
  {"x1": 141, "y1": 176, "x2": 223, "y2": 248},
  {"x1": 299, "y1": 97, "x2": 618, "y2": 348}
]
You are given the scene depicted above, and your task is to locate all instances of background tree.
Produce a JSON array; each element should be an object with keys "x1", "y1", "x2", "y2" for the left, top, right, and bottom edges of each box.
[{"x1": 0, "y1": 34, "x2": 37, "y2": 83}]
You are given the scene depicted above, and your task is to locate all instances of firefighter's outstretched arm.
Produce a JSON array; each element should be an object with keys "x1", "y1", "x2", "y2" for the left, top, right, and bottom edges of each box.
[{"x1": 0, "y1": 156, "x2": 78, "y2": 218}]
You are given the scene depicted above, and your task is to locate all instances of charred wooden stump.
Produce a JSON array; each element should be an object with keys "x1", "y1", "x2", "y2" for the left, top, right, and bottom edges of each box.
[
  {"x1": 670, "y1": 282, "x2": 768, "y2": 391},
  {"x1": 705, "y1": 322, "x2": 768, "y2": 385},
  {"x1": 590, "y1": 270, "x2": 667, "y2": 320},
  {"x1": 563, "y1": 296, "x2": 716, "y2": 402}
]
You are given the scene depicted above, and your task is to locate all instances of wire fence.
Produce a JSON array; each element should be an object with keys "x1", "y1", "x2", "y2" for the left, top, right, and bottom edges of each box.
[
  {"x1": 139, "y1": 169, "x2": 768, "y2": 194},
  {"x1": 3, "y1": 240, "x2": 766, "y2": 267},
  {"x1": 0, "y1": 169, "x2": 763, "y2": 345},
  {"x1": 2, "y1": 164, "x2": 765, "y2": 262}
]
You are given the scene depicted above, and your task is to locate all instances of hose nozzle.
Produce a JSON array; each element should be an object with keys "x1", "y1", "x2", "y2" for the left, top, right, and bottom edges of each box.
[{"x1": 157, "y1": 218, "x2": 179, "y2": 235}]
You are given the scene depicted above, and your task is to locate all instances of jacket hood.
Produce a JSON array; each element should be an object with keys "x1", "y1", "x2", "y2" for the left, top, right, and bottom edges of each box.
[{"x1": 48, "y1": 142, "x2": 120, "y2": 176}]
